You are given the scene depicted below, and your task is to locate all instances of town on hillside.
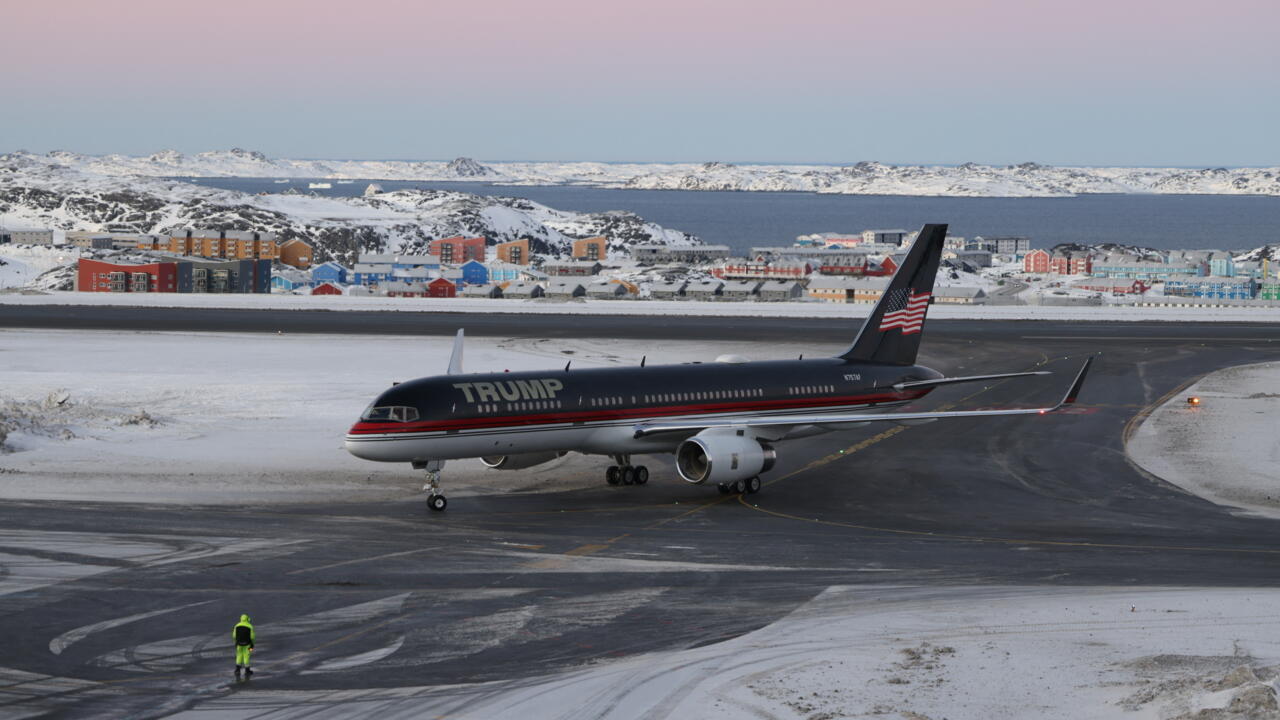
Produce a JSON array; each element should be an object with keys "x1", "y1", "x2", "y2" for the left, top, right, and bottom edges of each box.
[{"x1": 3, "y1": 226, "x2": 1279, "y2": 306}]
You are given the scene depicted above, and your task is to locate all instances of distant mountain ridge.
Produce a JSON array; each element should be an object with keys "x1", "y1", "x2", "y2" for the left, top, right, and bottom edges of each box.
[{"x1": 5, "y1": 149, "x2": 1278, "y2": 197}]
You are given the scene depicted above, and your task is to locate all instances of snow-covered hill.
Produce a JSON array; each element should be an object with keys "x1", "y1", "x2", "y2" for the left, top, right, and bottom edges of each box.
[
  {"x1": 6, "y1": 150, "x2": 1279, "y2": 197},
  {"x1": 0, "y1": 155, "x2": 697, "y2": 266}
]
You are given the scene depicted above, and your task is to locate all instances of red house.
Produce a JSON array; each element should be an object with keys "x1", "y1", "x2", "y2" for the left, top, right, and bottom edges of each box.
[
  {"x1": 872, "y1": 256, "x2": 897, "y2": 276},
  {"x1": 1024, "y1": 248, "x2": 1050, "y2": 273},
  {"x1": 310, "y1": 281, "x2": 344, "y2": 296},
  {"x1": 429, "y1": 236, "x2": 486, "y2": 264},
  {"x1": 77, "y1": 258, "x2": 180, "y2": 292},
  {"x1": 1049, "y1": 252, "x2": 1093, "y2": 275},
  {"x1": 426, "y1": 277, "x2": 457, "y2": 298}
]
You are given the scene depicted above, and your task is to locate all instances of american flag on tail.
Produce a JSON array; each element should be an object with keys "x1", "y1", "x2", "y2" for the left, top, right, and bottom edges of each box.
[{"x1": 878, "y1": 288, "x2": 931, "y2": 334}]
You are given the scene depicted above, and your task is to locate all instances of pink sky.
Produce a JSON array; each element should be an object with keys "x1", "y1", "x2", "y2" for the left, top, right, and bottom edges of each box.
[{"x1": 2, "y1": 0, "x2": 1276, "y2": 163}]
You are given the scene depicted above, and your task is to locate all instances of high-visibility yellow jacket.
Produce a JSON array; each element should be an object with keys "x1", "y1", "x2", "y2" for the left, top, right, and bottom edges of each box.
[{"x1": 233, "y1": 615, "x2": 255, "y2": 648}]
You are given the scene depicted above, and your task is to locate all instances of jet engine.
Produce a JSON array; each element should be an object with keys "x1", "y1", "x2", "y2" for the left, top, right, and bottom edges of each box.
[
  {"x1": 480, "y1": 452, "x2": 563, "y2": 470},
  {"x1": 675, "y1": 429, "x2": 776, "y2": 485}
]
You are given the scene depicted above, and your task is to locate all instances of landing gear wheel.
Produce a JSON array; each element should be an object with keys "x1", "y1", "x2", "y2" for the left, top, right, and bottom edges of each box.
[
  {"x1": 633, "y1": 465, "x2": 649, "y2": 485},
  {"x1": 745, "y1": 476, "x2": 761, "y2": 494},
  {"x1": 428, "y1": 494, "x2": 447, "y2": 512},
  {"x1": 717, "y1": 483, "x2": 731, "y2": 495},
  {"x1": 606, "y1": 466, "x2": 621, "y2": 485},
  {"x1": 620, "y1": 466, "x2": 636, "y2": 485},
  {"x1": 733, "y1": 479, "x2": 747, "y2": 494}
]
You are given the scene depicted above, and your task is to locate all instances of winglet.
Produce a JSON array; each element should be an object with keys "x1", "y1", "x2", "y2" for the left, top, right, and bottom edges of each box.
[
  {"x1": 1058, "y1": 355, "x2": 1094, "y2": 407},
  {"x1": 447, "y1": 329, "x2": 465, "y2": 375}
]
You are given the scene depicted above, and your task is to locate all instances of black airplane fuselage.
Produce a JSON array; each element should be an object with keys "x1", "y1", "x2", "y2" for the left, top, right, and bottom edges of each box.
[{"x1": 344, "y1": 358, "x2": 943, "y2": 462}]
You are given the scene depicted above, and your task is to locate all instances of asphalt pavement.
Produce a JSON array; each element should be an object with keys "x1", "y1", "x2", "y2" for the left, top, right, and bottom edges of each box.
[{"x1": 2, "y1": 309, "x2": 1280, "y2": 717}]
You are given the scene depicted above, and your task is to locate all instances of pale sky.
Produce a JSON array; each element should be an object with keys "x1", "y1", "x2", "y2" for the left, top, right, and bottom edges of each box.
[{"x1": 1, "y1": 0, "x2": 1276, "y2": 165}]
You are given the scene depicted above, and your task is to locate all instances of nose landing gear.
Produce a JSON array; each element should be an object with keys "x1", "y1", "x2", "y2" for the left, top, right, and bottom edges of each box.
[{"x1": 414, "y1": 460, "x2": 448, "y2": 511}]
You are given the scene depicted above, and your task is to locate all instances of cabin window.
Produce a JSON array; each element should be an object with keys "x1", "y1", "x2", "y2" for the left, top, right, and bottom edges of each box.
[{"x1": 361, "y1": 405, "x2": 419, "y2": 423}]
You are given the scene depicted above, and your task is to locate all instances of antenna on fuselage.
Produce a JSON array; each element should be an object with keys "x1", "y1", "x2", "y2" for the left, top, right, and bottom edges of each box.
[
  {"x1": 447, "y1": 329, "x2": 464, "y2": 375},
  {"x1": 641, "y1": 355, "x2": 646, "y2": 367},
  {"x1": 565, "y1": 361, "x2": 571, "y2": 371}
]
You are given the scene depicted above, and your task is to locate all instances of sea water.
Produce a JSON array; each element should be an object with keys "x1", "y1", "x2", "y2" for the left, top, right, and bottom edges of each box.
[{"x1": 193, "y1": 177, "x2": 1280, "y2": 253}]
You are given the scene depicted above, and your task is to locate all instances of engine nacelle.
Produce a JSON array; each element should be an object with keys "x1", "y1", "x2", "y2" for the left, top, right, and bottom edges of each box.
[
  {"x1": 675, "y1": 429, "x2": 776, "y2": 485},
  {"x1": 480, "y1": 452, "x2": 563, "y2": 470}
]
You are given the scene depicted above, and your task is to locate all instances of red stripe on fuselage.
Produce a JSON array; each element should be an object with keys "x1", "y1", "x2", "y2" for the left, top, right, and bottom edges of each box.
[{"x1": 347, "y1": 389, "x2": 930, "y2": 436}]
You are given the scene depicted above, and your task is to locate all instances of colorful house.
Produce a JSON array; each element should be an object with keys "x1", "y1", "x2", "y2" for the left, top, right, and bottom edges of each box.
[
  {"x1": 572, "y1": 236, "x2": 607, "y2": 261},
  {"x1": 459, "y1": 260, "x2": 489, "y2": 286},
  {"x1": 495, "y1": 238, "x2": 530, "y2": 265},
  {"x1": 1024, "y1": 248, "x2": 1051, "y2": 274},
  {"x1": 311, "y1": 261, "x2": 350, "y2": 285},
  {"x1": 311, "y1": 281, "x2": 344, "y2": 296},
  {"x1": 77, "y1": 258, "x2": 183, "y2": 293},
  {"x1": 427, "y1": 277, "x2": 457, "y2": 298},
  {"x1": 429, "y1": 236, "x2": 486, "y2": 264},
  {"x1": 1165, "y1": 276, "x2": 1255, "y2": 300},
  {"x1": 486, "y1": 261, "x2": 524, "y2": 283},
  {"x1": 278, "y1": 238, "x2": 313, "y2": 269},
  {"x1": 270, "y1": 268, "x2": 312, "y2": 292}
]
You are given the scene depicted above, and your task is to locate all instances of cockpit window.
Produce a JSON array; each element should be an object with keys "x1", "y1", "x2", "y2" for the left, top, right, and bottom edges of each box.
[{"x1": 361, "y1": 405, "x2": 420, "y2": 422}]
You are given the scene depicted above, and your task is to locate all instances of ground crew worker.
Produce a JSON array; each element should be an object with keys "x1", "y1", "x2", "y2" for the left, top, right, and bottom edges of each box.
[{"x1": 233, "y1": 614, "x2": 255, "y2": 678}]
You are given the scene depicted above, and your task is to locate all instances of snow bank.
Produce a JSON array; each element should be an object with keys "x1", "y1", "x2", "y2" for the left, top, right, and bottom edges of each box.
[
  {"x1": 0, "y1": 246, "x2": 80, "y2": 289},
  {"x1": 6, "y1": 289, "x2": 1280, "y2": 323},
  {"x1": 1128, "y1": 361, "x2": 1280, "y2": 520},
  {"x1": 168, "y1": 585, "x2": 1280, "y2": 719}
]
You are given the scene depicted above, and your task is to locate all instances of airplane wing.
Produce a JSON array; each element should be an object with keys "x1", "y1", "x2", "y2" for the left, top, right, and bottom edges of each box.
[
  {"x1": 633, "y1": 357, "x2": 1093, "y2": 438},
  {"x1": 891, "y1": 370, "x2": 1049, "y2": 392}
]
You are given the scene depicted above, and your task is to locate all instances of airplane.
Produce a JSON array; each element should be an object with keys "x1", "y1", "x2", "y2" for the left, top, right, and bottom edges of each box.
[{"x1": 345, "y1": 224, "x2": 1093, "y2": 511}]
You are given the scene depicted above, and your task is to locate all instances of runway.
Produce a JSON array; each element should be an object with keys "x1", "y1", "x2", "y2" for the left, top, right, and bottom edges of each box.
[{"x1": 2, "y1": 310, "x2": 1280, "y2": 717}]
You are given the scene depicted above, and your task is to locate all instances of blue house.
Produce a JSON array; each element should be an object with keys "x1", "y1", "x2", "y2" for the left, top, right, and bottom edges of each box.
[
  {"x1": 1165, "y1": 276, "x2": 1255, "y2": 300},
  {"x1": 460, "y1": 260, "x2": 489, "y2": 286},
  {"x1": 271, "y1": 268, "x2": 313, "y2": 292},
  {"x1": 486, "y1": 261, "x2": 524, "y2": 283},
  {"x1": 311, "y1": 261, "x2": 350, "y2": 285},
  {"x1": 352, "y1": 263, "x2": 393, "y2": 286},
  {"x1": 1208, "y1": 252, "x2": 1235, "y2": 278}
]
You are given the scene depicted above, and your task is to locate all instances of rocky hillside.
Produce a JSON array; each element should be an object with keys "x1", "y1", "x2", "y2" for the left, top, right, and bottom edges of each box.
[
  {"x1": 0, "y1": 154, "x2": 698, "y2": 266},
  {"x1": 6, "y1": 149, "x2": 1279, "y2": 197}
]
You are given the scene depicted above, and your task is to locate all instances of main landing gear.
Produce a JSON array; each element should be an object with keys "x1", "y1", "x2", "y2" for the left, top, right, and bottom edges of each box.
[
  {"x1": 717, "y1": 476, "x2": 762, "y2": 496},
  {"x1": 605, "y1": 455, "x2": 649, "y2": 486},
  {"x1": 414, "y1": 460, "x2": 448, "y2": 511}
]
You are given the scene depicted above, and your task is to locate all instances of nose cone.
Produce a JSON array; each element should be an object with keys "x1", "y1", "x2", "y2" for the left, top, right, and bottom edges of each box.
[
  {"x1": 345, "y1": 436, "x2": 372, "y2": 460},
  {"x1": 344, "y1": 422, "x2": 380, "y2": 460}
]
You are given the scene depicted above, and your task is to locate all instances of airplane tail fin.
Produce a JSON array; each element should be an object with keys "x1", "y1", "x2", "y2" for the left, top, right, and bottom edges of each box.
[{"x1": 837, "y1": 223, "x2": 947, "y2": 365}]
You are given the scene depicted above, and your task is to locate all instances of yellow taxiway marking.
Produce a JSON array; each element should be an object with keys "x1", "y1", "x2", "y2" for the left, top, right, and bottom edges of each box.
[
  {"x1": 564, "y1": 543, "x2": 610, "y2": 556},
  {"x1": 286, "y1": 547, "x2": 441, "y2": 575},
  {"x1": 521, "y1": 354, "x2": 1064, "y2": 566},
  {"x1": 739, "y1": 356, "x2": 1280, "y2": 557}
]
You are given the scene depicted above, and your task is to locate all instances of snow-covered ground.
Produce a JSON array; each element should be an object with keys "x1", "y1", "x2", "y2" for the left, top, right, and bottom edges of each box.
[
  {"x1": 0, "y1": 329, "x2": 783, "y2": 505},
  {"x1": 1128, "y1": 361, "x2": 1280, "y2": 520},
  {"x1": 6, "y1": 288, "x2": 1280, "y2": 322},
  {"x1": 168, "y1": 585, "x2": 1280, "y2": 719},
  {"x1": 0, "y1": 246, "x2": 80, "y2": 289},
  {"x1": 8, "y1": 328, "x2": 1280, "y2": 718},
  {"x1": 13, "y1": 149, "x2": 1280, "y2": 197}
]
